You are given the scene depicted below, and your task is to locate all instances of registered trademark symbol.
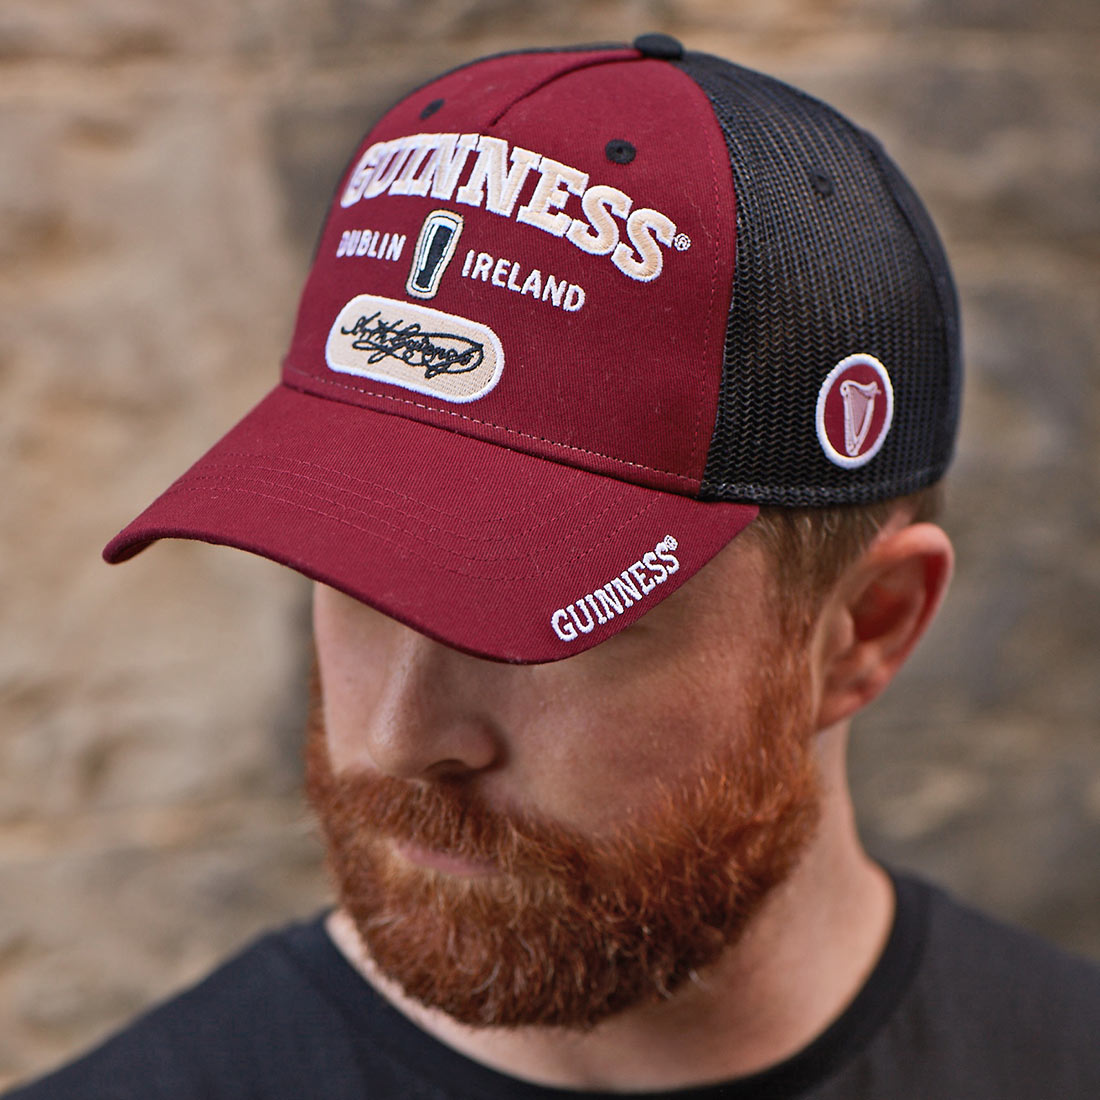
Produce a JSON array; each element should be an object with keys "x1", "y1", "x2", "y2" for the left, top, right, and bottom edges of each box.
[{"x1": 673, "y1": 233, "x2": 691, "y2": 251}]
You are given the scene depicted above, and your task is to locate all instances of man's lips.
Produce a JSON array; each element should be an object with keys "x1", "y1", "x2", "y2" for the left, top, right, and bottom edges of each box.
[{"x1": 391, "y1": 839, "x2": 500, "y2": 878}]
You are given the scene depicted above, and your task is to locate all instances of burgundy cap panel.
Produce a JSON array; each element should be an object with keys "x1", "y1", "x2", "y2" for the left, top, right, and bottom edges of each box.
[
  {"x1": 282, "y1": 47, "x2": 736, "y2": 496},
  {"x1": 105, "y1": 386, "x2": 758, "y2": 663},
  {"x1": 369, "y1": 48, "x2": 640, "y2": 141}
]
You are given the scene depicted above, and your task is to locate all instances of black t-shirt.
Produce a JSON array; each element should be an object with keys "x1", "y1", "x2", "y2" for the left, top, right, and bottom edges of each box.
[{"x1": 7, "y1": 874, "x2": 1100, "y2": 1098}]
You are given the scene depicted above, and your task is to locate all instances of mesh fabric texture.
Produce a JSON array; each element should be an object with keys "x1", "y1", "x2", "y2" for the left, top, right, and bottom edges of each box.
[{"x1": 677, "y1": 52, "x2": 962, "y2": 506}]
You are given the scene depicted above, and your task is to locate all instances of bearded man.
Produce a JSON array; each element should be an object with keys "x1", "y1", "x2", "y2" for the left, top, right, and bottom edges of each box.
[{"x1": 9, "y1": 34, "x2": 1099, "y2": 1100}]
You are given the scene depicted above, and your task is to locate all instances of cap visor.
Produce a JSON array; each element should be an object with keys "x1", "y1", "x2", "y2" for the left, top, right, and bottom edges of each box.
[{"x1": 104, "y1": 385, "x2": 757, "y2": 662}]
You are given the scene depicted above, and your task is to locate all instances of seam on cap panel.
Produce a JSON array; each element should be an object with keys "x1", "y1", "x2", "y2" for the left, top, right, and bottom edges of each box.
[
  {"x1": 681, "y1": 65, "x2": 726, "y2": 481},
  {"x1": 394, "y1": 43, "x2": 632, "y2": 111},
  {"x1": 155, "y1": 479, "x2": 662, "y2": 581},
  {"x1": 488, "y1": 50, "x2": 638, "y2": 127},
  {"x1": 282, "y1": 366, "x2": 701, "y2": 487},
  {"x1": 181, "y1": 462, "x2": 615, "y2": 550}
]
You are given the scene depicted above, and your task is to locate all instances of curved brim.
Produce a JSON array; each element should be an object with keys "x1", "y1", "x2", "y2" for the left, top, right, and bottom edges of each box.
[{"x1": 104, "y1": 385, "x2": 758, "y2": 663}]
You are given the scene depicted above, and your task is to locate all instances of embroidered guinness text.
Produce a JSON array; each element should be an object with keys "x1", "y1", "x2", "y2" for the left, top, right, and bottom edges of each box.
[
  {"x1": 339, "y1": 133, "x2": 680, "y2": 283},
  {"x1": 551, "y1": 536, "x2": 680, "y2": 643}
]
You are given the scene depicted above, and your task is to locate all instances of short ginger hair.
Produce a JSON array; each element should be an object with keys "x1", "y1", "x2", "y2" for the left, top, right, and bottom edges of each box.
[{"x1": 745, "y1": 484, "x2": 946, "y2": 638}]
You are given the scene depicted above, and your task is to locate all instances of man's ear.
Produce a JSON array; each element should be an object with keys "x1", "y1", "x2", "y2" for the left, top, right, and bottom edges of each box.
[{"x1": 814, "y1": 522, "x2": 954, "y2": 731}]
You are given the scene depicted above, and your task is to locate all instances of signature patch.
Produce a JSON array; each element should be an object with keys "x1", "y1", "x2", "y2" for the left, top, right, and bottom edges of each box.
[{"x1": 325, "y1": 294, "x2": 504, "y2": 403}]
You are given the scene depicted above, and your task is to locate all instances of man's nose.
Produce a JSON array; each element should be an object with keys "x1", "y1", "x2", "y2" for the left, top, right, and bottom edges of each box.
[{"x1": 355, "y1": 631, "x2": 503, "y2": 781}]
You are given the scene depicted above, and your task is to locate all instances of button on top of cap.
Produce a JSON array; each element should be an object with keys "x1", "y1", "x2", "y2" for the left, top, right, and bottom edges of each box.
[{"x1": 633, "y1": 33, "x2": 684, "y2": 60}]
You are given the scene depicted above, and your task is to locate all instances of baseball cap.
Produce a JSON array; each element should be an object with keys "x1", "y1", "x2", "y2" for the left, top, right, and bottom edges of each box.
[{"x1": 104, "y1": 34, "x2": 961, "y2": 663}]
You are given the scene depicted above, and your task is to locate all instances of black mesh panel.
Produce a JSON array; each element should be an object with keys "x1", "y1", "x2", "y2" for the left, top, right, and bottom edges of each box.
[{"x1": 677, "y1": 53, "x2": 962, "y2": 506}]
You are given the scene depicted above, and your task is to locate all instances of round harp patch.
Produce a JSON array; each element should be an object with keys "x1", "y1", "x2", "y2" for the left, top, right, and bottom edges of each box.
[{"x1": 816, "y1": 354, "x2": 894, "y2": 469}]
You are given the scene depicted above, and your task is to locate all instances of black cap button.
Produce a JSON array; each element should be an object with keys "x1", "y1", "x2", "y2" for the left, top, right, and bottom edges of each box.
[{"x1": 633, "y1": 33, "x2": 684, "y2": 60}]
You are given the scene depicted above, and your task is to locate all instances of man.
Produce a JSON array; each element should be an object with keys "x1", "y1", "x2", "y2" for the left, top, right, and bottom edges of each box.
[{"x1": 9, "y1": 34, "x2": 1099, "y2": 1098}]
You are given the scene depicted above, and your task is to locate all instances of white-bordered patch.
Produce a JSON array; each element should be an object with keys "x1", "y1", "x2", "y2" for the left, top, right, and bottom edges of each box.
[
  {"x1": 816, "y1": 354, "x2": 894, "y2": 468},
  {"x1": 326, "y1": 294, "x2": 504, "y2": 403}
]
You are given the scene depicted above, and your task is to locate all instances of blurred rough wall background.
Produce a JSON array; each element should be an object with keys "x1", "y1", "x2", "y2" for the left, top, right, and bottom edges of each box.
[{"x1": 1, "y1": 0, "x2": 1097, "y2": 1087}]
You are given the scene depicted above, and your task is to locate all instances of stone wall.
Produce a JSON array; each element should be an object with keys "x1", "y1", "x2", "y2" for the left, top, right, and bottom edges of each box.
[{"x1": 2, "y1": 0, "x2": 1097, "y2": 1087}]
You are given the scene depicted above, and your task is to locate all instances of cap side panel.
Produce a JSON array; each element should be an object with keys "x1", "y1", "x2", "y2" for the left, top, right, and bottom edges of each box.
[
  {"x1": 678, "y1": 53, "x2": 959, "y2": 506},
  {"x1": 485, "y1": 51, "x2": 640, "y2": 127},
  {"x1": 394, "y1": 42, "x2": 635, "y2": 101}
]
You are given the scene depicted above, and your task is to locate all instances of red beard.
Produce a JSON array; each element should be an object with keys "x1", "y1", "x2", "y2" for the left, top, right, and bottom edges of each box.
[{"x1": 304, "y1": 645, "x2": 820, "y2": 1030}]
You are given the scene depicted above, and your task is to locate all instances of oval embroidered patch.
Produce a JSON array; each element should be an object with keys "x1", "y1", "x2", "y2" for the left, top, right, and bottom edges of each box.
[{"x1": 325, "y1": 294, "x2": 504, "y2": 404}]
